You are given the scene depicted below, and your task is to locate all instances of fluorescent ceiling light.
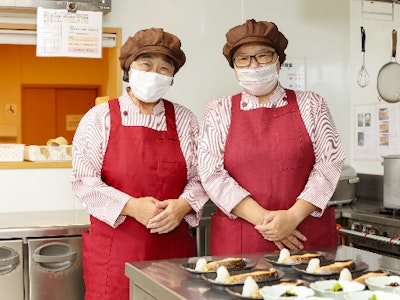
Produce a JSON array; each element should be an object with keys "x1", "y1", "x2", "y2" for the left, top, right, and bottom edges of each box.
[{"x1": 0, "y1": 29, "x2": 116, "y2": 47}]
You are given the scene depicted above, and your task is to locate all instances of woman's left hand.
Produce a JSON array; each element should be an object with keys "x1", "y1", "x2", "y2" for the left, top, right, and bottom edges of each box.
[{"x1": 146, "y1": 198, "x2": 191, "y2": 234}]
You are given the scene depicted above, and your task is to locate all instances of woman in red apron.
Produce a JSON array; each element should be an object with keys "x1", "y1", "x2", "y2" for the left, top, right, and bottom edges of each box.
[
  {"x1": 198, "y1": 19, "x2": 345, "y2": 255},
  {"x1": 72, "y1": 28, "x2": 208, "y2": 299}
]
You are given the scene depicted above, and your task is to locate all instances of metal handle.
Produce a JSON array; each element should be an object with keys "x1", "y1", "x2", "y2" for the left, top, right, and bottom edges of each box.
[
  {"x1": 348, "y1": 177, "x2": 360, "y2": 184},
  {"x1": 33, "y1": 251, "x2": 77, "y2": 264},
  {"x1": 339, "y1": 228, "x2": 400, "y2": 246},
  {"x1": 0, "y1": 253, "x2": 19, "y2": 267},
  {"x1": 392, "y1": 29, "x2": 397, "y2": 59},
  {"x1": 361, "y1": 26, "x2": 366, "y2": 53}
]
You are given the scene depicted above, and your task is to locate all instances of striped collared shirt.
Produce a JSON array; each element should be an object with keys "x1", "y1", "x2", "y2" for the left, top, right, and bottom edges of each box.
[
  {"x1": 198, "y1": 84, "x2": 345, "y2": 218},
  {"x1": 71, "y1": 89, "x2": 209, "y2": 228}
]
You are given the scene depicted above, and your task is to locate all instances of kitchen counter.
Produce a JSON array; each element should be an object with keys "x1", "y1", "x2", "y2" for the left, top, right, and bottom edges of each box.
[
  {"x1": 0, "y1": 209, "x2": 89, "y2": 241},
  {"x1": 125, "y1": 245, "x2": 400, "y2": 300},
  {"x1": 0, "y1": 161, "x2": 71, "y2": 169}
]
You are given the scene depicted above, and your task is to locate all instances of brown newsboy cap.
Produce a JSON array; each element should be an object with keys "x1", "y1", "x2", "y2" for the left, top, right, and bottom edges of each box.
[
  {"x1": 223, "y1": 19, "x2": 288, "y2": 68},
  {"x1": 119, "y1": 27, "x2": 186, "y2": 74}
]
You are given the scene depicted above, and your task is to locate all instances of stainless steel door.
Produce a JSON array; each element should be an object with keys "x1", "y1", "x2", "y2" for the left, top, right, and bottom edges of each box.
[
  {"x1": 28, "y1": 236, "x2": 84, "y2": 300},
  {"x1": 0, "y1": 239, "x2": 24, "y2": 300}
]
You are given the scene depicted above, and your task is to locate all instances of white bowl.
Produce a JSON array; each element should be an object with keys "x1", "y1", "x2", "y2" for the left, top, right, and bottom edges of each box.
[
  {"x1": 310, "y1": 279, "x2": 365, "y2": 300},
  {"x1": 366, "y1": 275, "x2": 400, "y2": 293},
  {"x1": 259, "y1": 285, "x2": 314, "y2": 300},
  {"x1": 344, "y1": 290, "x2": 400, "y2": 300}
]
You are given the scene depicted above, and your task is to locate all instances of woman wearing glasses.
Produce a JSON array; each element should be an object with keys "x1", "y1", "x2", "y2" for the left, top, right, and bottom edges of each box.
[{"x1": 198, "y1": 19, "x2": 345, "y2": 255}]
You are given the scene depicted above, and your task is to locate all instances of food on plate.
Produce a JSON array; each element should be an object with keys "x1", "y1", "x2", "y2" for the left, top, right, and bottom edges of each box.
[
  {"x1": 277, "y1": 248, "x2": 291, "y2": 263},
  {"x1": 339, "y1": 268, "x2": 353, "y2": 281},
  {"x1": 242, "y1": 276, "x2": 260, "y2": 297},
  {"x1": 224, "y1": 269, "x2": 278, "y2": 284},
  {"x1": 329, "y1": 282, "x2": 343, "y2": 292},
  {"x1": 352, "y1": 271, "x2": 389, "y2": 285},
  {"x1": 369, "y1": 294, "x2": 377, "y2": 300},
  {"x1": 280, "y1": 289, "x2": 298, "y2": 297},
  {"x1": 203, "y1": 257, "x2": 246, "y2": 271},
  {"x1": 214, "y1": 266, "x2": 230, "y2": 282},
  {"x1": 387, "y1": 281, "x2": 400, "y2": 287},
  {"x1": 194, "y1": 258, "x2": 208, "y2": 271},
  {"x1": 314, "y1": 260, "x2": 354, "y2": 274},
  {"x1": 306, "y1": 258, "x2": 321, "y2": 273},
  {"x1": 281, "y1": 252, "x2": 322, "y2": 265},
  {"x1": 279, "y1": 281, "x2": 303, "y2": 286}
]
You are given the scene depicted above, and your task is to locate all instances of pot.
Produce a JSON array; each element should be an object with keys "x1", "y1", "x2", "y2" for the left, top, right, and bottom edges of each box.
[
  {"x1": 329, "y1": 165, "x2": 360, "y2": 206},
  {"x1": 382, "y1": 155, "x2": 400, "y2": 209}
]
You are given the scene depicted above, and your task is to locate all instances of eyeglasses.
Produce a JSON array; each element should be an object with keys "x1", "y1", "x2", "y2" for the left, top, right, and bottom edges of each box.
[{"x1": 233, "y1": 51, "x2": 277, "y2": 68}]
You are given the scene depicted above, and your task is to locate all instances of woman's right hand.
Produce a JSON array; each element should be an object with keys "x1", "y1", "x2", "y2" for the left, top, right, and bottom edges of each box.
[
  {"x1": 272, "y1": 230, "x2": 306, "y2": 250},
  {"x1": 121, "y1": 197, "x2": 163, "y2": 226}
]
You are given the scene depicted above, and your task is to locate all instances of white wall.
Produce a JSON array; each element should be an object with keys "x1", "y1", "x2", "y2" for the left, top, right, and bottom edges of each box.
[
  {"x1": 0, "y1": 0, "x2": 355, "y2": 212},
  {"x1": 350, "y1": 0, "x2": 400, "y2": 175},
  {"x1": 103, "y1": 0, "x2": 351, "y2": 162}
]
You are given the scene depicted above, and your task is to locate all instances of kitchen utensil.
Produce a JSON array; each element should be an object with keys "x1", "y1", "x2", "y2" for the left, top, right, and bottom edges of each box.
[
  {"x1": 377, "y1": 29, "x2": 400, "y2": 103},
  {"x1": 357, "y1": 26, "x2": 370, "y2": 88}
]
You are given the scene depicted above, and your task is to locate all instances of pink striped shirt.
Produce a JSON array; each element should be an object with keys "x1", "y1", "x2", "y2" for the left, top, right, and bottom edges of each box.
[
  {"x1": 198, "y1": 85, "x2": 345, "y2": 218},
  {"x1": 71, "y1": 89, "x2": 209, "y2": 228}
]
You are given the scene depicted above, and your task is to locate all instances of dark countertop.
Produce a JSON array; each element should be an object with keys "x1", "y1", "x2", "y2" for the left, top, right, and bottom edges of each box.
[{"x1": 125, "y1": 245, "x2": 400, "y2": 300}]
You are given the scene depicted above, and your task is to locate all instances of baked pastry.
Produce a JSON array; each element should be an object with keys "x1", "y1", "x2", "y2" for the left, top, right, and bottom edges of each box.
[
  {"x1": 353, "y1": 271, "x2": 389, "y2": 284},
  {"x1": 314, "y1": 260, "x2": 354, "y2": 274},
  {"x1": 224, "y1": 269, "x2": 277, "y2": 284},
  {"x1": 281, "y1": 253, "x2": 322, "y2": 264},
  {"x1": 203, "y1": 257, "x2": 246, "y2": 271}
]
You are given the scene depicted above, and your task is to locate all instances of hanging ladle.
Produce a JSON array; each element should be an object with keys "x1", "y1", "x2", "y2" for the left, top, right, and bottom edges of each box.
[{"x1": 357, "y1": 26, "x2": 370, "y2": 88}]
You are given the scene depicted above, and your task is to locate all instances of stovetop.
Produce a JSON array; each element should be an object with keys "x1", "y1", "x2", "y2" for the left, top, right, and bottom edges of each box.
[{"x1": 336, "y1": 198, "x2": 400, "y2": 227}]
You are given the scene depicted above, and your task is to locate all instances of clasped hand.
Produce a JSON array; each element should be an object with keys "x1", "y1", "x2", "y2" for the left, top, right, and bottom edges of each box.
[
  {"x1": 124, "y1": 196, "x2": 189, "y2": 234},
  {"x1": 255, "y1": 210, "x2": 306, "y2": 250}
]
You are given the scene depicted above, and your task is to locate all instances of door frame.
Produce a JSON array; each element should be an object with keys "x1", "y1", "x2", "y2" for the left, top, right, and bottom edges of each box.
[{"x1": 0, "y1": 23, "x2": 122, "y2": 143}]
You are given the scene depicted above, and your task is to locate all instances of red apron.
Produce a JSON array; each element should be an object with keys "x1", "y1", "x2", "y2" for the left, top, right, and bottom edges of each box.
[
  {"x1": 82, "y1": 99, "x2": 196, "y2": 300},
  {"x1": 210, "y1": 90, "x2": 337, "y2": 255}
]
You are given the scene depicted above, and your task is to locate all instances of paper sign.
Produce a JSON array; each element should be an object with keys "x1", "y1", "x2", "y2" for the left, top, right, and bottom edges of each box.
[{"x1": 36, "y1": 7, "x2": 103, "y2": 58}]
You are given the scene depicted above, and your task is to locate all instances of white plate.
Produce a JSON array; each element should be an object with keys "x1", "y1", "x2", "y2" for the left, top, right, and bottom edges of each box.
[
  {"x1": 344, "y1": 290, "x2": 400, "y2": 300},
  {"x1": 259, "y1": 285, "x2": 314, "y2": 300},
  {"x1": 366, "y1": 275, "x2": 400, "y2": 293},
  {"x1": 201, "y1": 268, "x2": 284, "y2": 289},
  {"x1": 225, "y1": 279, "x2": 306, "y2": 300},
  {"x1": 310, "y1": 279, "x2": 365, "y2": 300}
]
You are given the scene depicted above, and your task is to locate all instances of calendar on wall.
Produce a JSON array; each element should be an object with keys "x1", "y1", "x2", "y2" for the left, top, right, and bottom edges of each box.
[{"x1": 279, "y1": 57, "x2": 306, "y2": 91}]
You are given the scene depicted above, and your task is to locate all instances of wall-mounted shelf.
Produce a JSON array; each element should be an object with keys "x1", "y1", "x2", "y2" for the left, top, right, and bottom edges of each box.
[{"x1": 361, "y1": 0, "x2": 396, "y2": 21}]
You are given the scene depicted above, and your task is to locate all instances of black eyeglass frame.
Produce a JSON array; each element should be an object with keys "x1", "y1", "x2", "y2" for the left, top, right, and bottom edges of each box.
[{"x1": 232, "y1": 50, "x2": 278, "y2": 68}]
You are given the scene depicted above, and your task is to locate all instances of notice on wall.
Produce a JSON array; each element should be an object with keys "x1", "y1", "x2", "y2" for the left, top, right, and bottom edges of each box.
[
  {"x1": 279, "y1": 57, "x2": 306, "y2": 91},
  {"x1": 354, "y1": 102, "x2": 400, "y2": 161},
  {"x1": 36, "y1": 7, "x2": 103, "y2": 58},
  {"x1": 66, "y1": 115, "x2": 83, "y2": 131}
]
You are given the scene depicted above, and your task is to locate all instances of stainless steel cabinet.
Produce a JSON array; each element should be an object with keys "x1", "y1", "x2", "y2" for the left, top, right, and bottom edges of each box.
[
  {"x1": 0, "y1": 239, "x2": 24, "y2": 300},
  {"x1": 28, "y1": 236, "x2": 84, "y2": 300}
]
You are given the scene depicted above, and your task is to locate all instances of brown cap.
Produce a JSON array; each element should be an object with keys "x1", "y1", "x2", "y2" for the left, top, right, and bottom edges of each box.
[
  {"x1": 119, "y1": 27, "x2": 186, "y2": 74},
  {"x1": 223, "y1": 19, "x2": 288, "y2": 68}
]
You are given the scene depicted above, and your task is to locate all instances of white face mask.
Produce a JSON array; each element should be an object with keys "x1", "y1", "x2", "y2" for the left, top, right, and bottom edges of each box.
[
  {"x1": 129, "y1": 69, "x2": 173, "y2": 103},
  {"x1": 236, "y1": 61, "x2": 279, "y2": 96}
]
